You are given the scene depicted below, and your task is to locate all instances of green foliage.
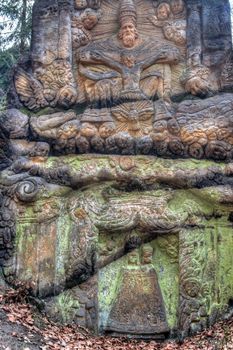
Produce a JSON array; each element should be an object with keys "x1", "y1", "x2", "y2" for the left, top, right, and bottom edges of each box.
[
  {"x1": 0, "y1": 48, "x2": 19, "y2": 90},
  {"x1": 0, "y1": 95, "x2": 7, "y2": 112},
  {"x1": 0, "y1": 0, "x2": 34, "y2": 52},
  {"x1": 0, "y1": 47, "x2": 19, "y2": 110},
  {"x1": 55, "y1": 292, "x2": 80, "y2": 324},
  {"x1": 0, "y1": 0, "x2": 34, "y2": 109}
]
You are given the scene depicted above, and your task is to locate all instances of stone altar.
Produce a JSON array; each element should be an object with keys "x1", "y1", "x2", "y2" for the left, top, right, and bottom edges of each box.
[{"x1": 0, "y1": 0, "x2": 233, "y2": 340}]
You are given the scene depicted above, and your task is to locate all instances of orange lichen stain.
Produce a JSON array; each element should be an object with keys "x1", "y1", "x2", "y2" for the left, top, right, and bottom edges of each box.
[
  {"x1": 74, "y1": 208, "x2": 87, "y2": 219},
  {"x1": 18, "y1": 229, "x2": 38, "y2": 280},
  {"x1": 31, "y1": 156, "x2": 48, "y2": 163},
  {"x1": 36, "y1": 223, "x2": 56, "y2": 286},
  {"x1": 119, "y1": 156, "x2": 135, "y2": 171},
  {"x1": 38, "y1": 223, "x2": 56, "y2": 260}
]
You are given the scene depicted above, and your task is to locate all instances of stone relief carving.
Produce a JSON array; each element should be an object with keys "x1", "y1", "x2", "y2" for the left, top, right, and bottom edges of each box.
[
  {"x1": 221, "y1": 52, "x2": 233, "y2": 90},
  {"x1": 7, "y1": 0, "x2": 232, "y2": 158},
  {"x1": 78, "y1": 0, "x2": 181, "y2": 105},
  {"x1": 0, "y1": 0, "x2": 233, "y2": 342},
  {"x1": 8, "y1": 93, "x2": 231, "y2": 159},
  {"x1": 0, "y1": 155, "x2": 233, "y2": 337},
  {"x1": 105, "y1": 246, "x2": 169, "y2": 338},
  {"x1": 71, "y1": 8, "x2": 101, "y2": 49},
  {"x1": 180, "y1": 53, "x2": 210, "y2": 96},
  {"x1": 149, "y1": 0, "x2": 186, "y2": 46},
  {"x1": 15, "y1": 60, "x2": 78, "y2": 111}
]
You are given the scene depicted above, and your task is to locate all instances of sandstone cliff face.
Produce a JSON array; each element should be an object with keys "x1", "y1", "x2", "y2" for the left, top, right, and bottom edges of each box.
[{"x1": 0, "y1": 0, "x2": 233, "y2": 340}]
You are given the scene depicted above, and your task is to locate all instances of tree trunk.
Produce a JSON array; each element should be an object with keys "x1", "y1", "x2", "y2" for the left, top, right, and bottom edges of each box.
[{"x1": 19, "y1": 0, "x2": 27, "y2": 55}]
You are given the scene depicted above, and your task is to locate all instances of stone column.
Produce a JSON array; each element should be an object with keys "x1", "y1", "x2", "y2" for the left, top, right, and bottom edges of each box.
[
  {"x1": 186, "y1": 0, "x2": 202, "y2": 61},
  {"x1": 202, "y1": 0, "x2": 232, "y2": 67},
  {"x1": 57, "y1": 0, "x2": 73, "y2": 61}
]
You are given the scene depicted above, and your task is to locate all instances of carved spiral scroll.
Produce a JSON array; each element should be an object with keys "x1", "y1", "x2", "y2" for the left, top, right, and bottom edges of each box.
[{"x1": 15, "y1": 178, "x2": 40, "y2": 202}]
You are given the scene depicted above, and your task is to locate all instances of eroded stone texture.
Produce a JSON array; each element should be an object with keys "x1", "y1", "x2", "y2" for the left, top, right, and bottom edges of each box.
[
  {"x1": 0, "y1": 0, "x2": 233, "y2": 341},
  {"x1": 3, "y1": 0, "x2": 232, "y2": 159},
  {"x1": 0, "y1": 156, "x2": 233, "y2": 338}
]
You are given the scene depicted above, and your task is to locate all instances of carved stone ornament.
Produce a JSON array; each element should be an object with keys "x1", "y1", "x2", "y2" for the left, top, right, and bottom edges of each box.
[{"x1": 0, "y1": 0, "x2": 233, "y2": 341}]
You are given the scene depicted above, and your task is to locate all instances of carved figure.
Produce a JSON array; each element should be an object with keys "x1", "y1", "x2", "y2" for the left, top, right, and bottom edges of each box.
[
  {"x1": 75, "y1": 0, "x2": 101, "y2": 10},
  {"x1": 75, "y1": 0, "x2": 88, "y2": 9},
  {"x1": 170, "y1": 0, "x2": 185, "y2": 18},
  {"x1": 10, "y1": 140, "x2": 50, "y2": 158},
  {"x1": 105, "y1": 245, "x2": 169, "y2": 336},
  {"x1": 165, "y1": 21, "x2": 186, "y2": 46},
  {"x1": 181, "y1": 53, "x2": 210, "y2": 96},
  {"x1": 156, "y1": 2, "x2": 171, "y2": 20},
  {"x1": 72, "y1": 8, "x2": 101, "y2": 49},
  {"x1": 34, "y1": 61, "x2": 77, "y2": 108},
  {"x1": 112, "y1": 101, "x2": 154, "y2": 137},
  {"x1": 15, "y1": 60, "x2": 77, "y2": 111},
  {"x1": 118, "y1": 0, "x2": 138, "y2": 48},
  {"x1": 79, "y1": 0, "x2": 181, "y2": 104},
  {"x1": 14, "y1": 69, "x2": 48, "y2": 111},
  {"x1": 220, "y1": 53, "x2": 233, "y2": 90},
  {"x1": 2, "y1": 0, "x2": 233, "y2": 341},
  {"x1": 150, "y1": 1, "x2": 186, "y2": 46},
  {"x1": 31, "y1": 112, "x2": 77, "y2": 139}
]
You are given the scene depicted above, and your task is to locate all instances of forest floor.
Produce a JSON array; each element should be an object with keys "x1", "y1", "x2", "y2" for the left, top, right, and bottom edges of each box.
[{"x1": 0, "y1": 287, "x2": 233, "y2": 350}]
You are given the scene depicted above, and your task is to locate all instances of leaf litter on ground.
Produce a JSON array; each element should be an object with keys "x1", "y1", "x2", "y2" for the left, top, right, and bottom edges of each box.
[{"x1": 0, "y1": 285, "x2": 233, "y2": 350}]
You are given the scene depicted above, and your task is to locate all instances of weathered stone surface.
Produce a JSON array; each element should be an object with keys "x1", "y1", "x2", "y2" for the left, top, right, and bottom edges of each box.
[
  {"x1": 0, "y1": 155, "x2": 233, "y2": 338},
  {"x1": 0, "y1": 0, "x2": 233, "y2": 341},
  {"x1": 4, "y1": 0, "x2": 232, "y2": 159},
  {"x1": 0, "y1": 109, "x2": 29, "y2": 139},
  {"x1": 3, "y1": 93, "x2": 233, "y2": 159}
]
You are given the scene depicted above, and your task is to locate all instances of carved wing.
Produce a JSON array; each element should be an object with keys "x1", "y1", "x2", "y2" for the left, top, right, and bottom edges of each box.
[{"x1": 14, "y1": 69, "x2": 47, "y2": 111}]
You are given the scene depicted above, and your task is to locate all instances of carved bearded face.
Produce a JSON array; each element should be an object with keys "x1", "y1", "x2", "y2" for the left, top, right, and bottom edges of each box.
[{"x1": 118, "y1": 22, "x2": 138, "y2": 48}]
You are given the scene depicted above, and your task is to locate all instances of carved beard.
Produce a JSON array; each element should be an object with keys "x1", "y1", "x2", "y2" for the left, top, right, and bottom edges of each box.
[{"x1": 122, "y1": 32, "x2": 136, "y2": 48}]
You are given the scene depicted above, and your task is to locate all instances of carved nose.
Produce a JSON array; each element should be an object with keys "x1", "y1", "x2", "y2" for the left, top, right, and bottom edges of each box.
[{"x1": 130, "y1": 122, "x2": 140, "y2": 131}]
